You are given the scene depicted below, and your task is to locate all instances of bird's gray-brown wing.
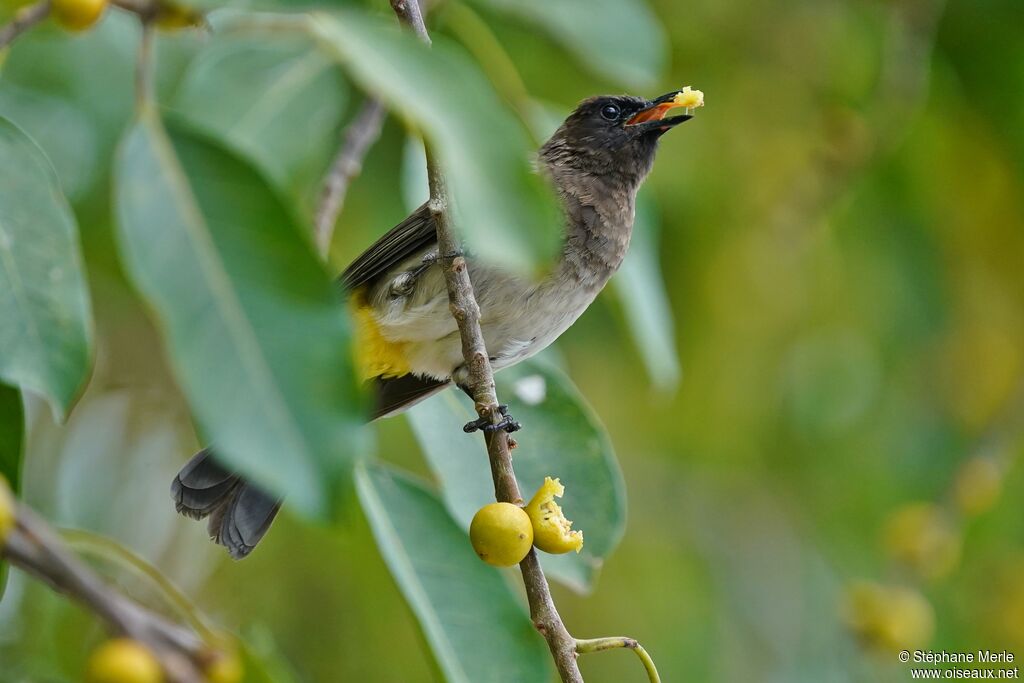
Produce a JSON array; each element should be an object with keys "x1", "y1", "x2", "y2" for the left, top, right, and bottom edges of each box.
[
  {"x1": 338, "y1": 203, "x2": 451, "y2": 416},
  {"x1": 339, "y1": 202, "x2": 438, "y2": 291}
]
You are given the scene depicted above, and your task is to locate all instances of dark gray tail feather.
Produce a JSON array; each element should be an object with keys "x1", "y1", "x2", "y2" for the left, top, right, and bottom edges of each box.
[{"x1": 171, "y1": 448, "x2": 282, "y2": 560}]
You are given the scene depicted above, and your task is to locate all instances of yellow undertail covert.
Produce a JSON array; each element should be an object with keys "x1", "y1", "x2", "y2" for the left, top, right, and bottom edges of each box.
[{"x1": 350, "y1": 287, "x2": 411, "y2": 380}]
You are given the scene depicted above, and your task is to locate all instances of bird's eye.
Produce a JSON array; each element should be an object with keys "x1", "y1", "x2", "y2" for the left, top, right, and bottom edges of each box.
[{"x1": 600, "y1": 104, "x2": 621, "y2": 121}]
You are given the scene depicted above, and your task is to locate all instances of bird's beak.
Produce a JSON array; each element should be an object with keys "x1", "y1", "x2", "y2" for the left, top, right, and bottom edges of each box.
[{"x1": 625, "y1": 91, "x2": 693, "y2": 132}]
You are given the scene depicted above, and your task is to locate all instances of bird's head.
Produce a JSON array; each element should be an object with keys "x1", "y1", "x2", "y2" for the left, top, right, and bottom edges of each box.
[{"x1": 539, "y1": 91, "x2": 695, "y2": 186}]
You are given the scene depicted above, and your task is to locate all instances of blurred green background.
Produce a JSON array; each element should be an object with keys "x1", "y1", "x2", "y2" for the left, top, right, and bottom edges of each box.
[{"x1": 1, "y1": 0, "x2": 1023, "y2": 680}]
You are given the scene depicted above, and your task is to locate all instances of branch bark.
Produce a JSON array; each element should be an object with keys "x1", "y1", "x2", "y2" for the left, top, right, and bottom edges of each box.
[
  {"x1": 314, "y1": 97, "x2": 387, "y2": 257},
  {"x1": 388, "y1": 1, "x2": 583, "y2": 681},
  {"x1": 0, "y1": 0, "x2": 49, "y2": 50},
  {"x1": 2, "y1": 504, "x2": 213, "y2": 683}
]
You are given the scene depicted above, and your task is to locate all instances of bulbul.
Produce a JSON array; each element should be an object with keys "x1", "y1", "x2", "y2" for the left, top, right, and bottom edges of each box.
[{"x1": 172, "y1": 91, "x2": 694, "y2": 558}]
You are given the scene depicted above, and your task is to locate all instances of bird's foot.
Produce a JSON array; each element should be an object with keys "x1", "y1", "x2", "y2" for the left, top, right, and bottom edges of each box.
[
  {"x1": 422, "y1": 248, "x2": 464, "y2": 267},
  {"x1": 463, "y1": 404, "x2": 521, "y2": 434}
]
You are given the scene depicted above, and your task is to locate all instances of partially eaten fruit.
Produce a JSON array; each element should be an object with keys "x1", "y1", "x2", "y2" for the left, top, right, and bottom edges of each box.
[
  {"x1": 627, "y1": 86, "x2": 705, "y2": 125},
  {"x1": 470, "y1": 502, "x2": 534, "y2": 567},
  {"x1": 674, "y1": 86, "x2": 704, "y2": 110},
  {"x1": 525, "y1": 477, "x2": 583, "y2": 555}
]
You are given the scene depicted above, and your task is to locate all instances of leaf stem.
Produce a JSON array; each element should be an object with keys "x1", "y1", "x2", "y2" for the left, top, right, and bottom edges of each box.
[
  {"x1": 0, "y1": 0, "x2": 50, "y2": 50},
  {"x1": 388, "y1": 1, "x2": 583, "y2": 681},
  {"x1": 59, "y1": 528, "x2": 219, "y2": 644},
  {"x1": 135, "y1": 18, "x2": 156, "y2": 112},
  {"x1": 576, "y1": 637, "x2": 662, "y2": 683}
]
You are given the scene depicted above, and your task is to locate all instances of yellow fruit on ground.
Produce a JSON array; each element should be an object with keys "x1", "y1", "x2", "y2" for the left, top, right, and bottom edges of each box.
[
  {"x1": 50, "y1": 0, "x2": 107, "y2": 31},
  {"x1": 524, "y1": 477, "x2": 583, "y2": 555},
  {"x1": 85, "y1": 638, "x2": 163, "y2": 683},
  {"x1": 841, "y1": 580, "x2": 935, "y2": 654},
  {"x1": 883, "y1": 502, "x2": 961, "y2": 580},
  {"x1": 469, "y1": 502, "x2": 533, "y2": 567},
  {"x1": 0, "y1": 474, "x2": 15, "y2": 546}
]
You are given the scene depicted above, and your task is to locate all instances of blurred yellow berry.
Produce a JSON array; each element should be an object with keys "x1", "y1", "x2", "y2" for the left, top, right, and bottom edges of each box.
[
  {"x1": 953, "y1": 456, "x2": 1003, "y2": 516},
  {"x1": 469, "y1": 502, "x2": 533, "y2": 567},
  {"x1": 203, "y1": 649, "x2": 243, "y2": 683},
  {"x1": 985, "y1": 557, "x2": 1024, "y2": 650},
  {"x1": 51, "y1": 0, "x2": 107, "y2": 31},
  {"x1": 525, "y1": 477, "x2": 583, "y2": 555},
  {"x1": 841, "y1": 580, "x2": 935, "y2": 654},
  {"x1": 944, "y1": 318, "x2": 1022, "y2": 430},
  {"x1": 85, "y1": 639, "x2": 163, "y2": 683},
  {"x1": 0, "y1": 474, "x2": 14, "y2": 546},
  {"x1": 883, "y1": 503, "x2": 961, "y2": 580}
]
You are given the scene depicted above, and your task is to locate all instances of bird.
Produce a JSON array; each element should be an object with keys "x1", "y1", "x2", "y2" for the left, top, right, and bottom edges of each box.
[{"x1": 171, "y1": 91, "x2": 695, "y2": 559}]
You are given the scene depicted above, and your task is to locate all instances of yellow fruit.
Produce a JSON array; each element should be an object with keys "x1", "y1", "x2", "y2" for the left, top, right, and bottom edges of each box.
[
  {"x1": 883, "y1": 502, "x2": 961, "y2": 580},
  {"x1": 85, "y1": 639, "x2": 163, "y2": 683},
  {"x1": 841, "y1": 580, "x2": 935, "y2": 654},
  {"x1": 204, "y1": 649, "x2": 243, "y2": 683},
  {"x1": 0, "y1": 474, "x2": 15, "y2": 546},
  {"x1": 469, "y1": 502, "x2": 533, "y2": 567},
  {"x1": 50, "y1": 0, "x2": 107, "y2": 31},
  {"x1": 953, "y1": 456, "x2": 1003, "y2": 516},
  {"x1": 524, "y1": 477, "x2": 583, "y2": 555}
]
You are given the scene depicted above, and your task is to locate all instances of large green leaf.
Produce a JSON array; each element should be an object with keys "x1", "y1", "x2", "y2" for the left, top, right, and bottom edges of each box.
[
  {"x1": 171, "y1": 35, "x2": 348, "y2": 207},
  {"x1": 613, "y1": 193, "x2": 681, "y2": 393},
  {"x1": 0, "y1": 117, "x2": 93, "y2": 421},
  {"x1": 291, "y1": 10, "x2": 560, "y2": 270},
  {"x1": 114, "y1": 110, "x2": 368, "y2": 517},
  {"x1": 356, "y1": 462, "x2": 551, "y2": 683},
  {"x1": 469, "y1": 0, "x2": 666, "y2": 88},
  {"x1": 407, "y1": 359, "x2": 626, "y2": 592}
]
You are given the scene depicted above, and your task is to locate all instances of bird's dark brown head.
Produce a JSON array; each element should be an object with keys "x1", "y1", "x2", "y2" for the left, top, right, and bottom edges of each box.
[{"x1": 540, "y1": 92, "x2": 692, "y2": 186}]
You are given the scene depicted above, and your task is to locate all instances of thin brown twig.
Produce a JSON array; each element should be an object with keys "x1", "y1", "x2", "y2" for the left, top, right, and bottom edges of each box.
[
  {"x1": 0, "y1": 0, "x2": 50, "y2": 50},
  {"x1": 314, "y1": 97, "x2": 387, "y2": 257},
  {"x1": 2, "y1": 504, "x2": 211, "y2": 683},
  {"x1": 387, "y1": 1, "x2": 583, "y2": 681}
]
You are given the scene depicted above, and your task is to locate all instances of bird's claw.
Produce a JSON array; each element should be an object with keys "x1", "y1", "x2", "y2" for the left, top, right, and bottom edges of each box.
[{"x1": 463, "y1": 404, "x2": 522, "y2": 434}]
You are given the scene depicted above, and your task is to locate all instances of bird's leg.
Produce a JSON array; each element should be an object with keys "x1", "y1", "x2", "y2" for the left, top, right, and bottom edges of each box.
[{"x1": 457, "y1": 383, "x2": 522, "y2": 434}]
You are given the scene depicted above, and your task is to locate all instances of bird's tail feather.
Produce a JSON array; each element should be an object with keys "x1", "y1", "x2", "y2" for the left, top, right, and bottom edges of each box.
[{"x1": 171, "y1": 448, "x2": 281, "y2": 560}]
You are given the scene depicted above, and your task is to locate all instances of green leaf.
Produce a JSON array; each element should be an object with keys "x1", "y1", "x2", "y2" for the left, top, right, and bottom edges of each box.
[
  {"x1": 301, "y1": 10, "x2": 560, "y2": 270},
  {"x1": 356, "y1": 462, "x2": 551, "y2": 683},
  {"x1": 407, "y1": 359, "x2": 626, "y2": 592},
  {"x1": 172, "y1": 35, "x2": 348, "y2": 207},
  {"x1": 0, "y1": 117, "x2": 93, "y2": 421},
  {"x1": 469, "y1": 0, "x2": 666, "y2": 88},
  {"x1": 114, "y1": 111, "x2": 368, "y2": 517},
  {"x1": 612, "y1": 193, "x2": 681, "y2": 392},
  {"x1": 0, "y1": 382, "x2": 23, "y2": 599},
  {"x1": 0, "y1": 382, "x2": 23, "y2": 491}
]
